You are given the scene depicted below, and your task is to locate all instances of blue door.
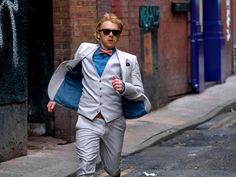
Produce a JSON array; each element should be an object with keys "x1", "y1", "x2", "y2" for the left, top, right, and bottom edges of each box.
[
  {"x1": 203, "y1": 0, "x2": 226, "y2": 83},
  {"x1": 190, "y1": 0, "x2": 226, "y2": 93}
]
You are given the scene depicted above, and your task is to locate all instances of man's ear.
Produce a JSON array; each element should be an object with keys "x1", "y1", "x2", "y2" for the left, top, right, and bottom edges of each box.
[
  {"x1": 97, "y1": 33, "x2": 101, "y2": 40},
  {"x1": 94, "y1": 32, "x2": 100, "y2": 41}
]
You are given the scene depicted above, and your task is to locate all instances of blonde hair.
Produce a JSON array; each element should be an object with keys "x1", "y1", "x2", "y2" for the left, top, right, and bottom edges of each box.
[{"x1": 94, "y1": 13, "x2": 123, "y2": 40}]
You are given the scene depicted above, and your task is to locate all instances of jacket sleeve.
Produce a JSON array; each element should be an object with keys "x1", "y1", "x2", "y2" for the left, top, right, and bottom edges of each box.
[{"x1": 121, "y1": 55, "x2": 145, "y2": 99}]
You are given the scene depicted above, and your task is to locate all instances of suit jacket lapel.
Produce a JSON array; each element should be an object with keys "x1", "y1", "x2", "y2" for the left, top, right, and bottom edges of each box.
[{"x1": 116, "y1": 49, "x2": 126, "y2": 81}]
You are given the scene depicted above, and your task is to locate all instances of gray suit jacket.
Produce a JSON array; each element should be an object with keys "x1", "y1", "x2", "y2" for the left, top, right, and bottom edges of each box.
[{"x1": 48, "y1": 42, "x2": 151, "y2": 119}]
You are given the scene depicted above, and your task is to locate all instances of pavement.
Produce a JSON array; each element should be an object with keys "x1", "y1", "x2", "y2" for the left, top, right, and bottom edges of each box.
[{"x1": 0, "y1": 75, "x2": 236, "y2": 177}]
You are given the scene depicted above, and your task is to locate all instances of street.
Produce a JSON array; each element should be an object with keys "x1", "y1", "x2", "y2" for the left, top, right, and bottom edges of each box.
[{"x1": 96, "y1": 109, "x2": 236, "y2": 177}]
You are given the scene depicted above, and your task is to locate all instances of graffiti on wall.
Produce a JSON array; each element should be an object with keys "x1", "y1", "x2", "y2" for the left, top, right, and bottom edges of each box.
[
  {"x1": 0, "y1": 0, "x2": 27, "y2": 105},
  {"x1": 139, "y1": 6, "x2": 160, "y2": 31},
  {"x1": 0, "y1": 0, "x2": 19, "y2": 67}
]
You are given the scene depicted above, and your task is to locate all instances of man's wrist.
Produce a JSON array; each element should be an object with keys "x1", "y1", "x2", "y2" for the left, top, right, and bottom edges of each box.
[{"x1": 119, "y1": 82, "x2": 126, "y2": 94}]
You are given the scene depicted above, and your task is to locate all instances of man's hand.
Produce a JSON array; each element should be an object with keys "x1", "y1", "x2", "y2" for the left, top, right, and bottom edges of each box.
[
  {"x1": 112, "y1": 76, "x2": 124, "y2": 93},
  {"x1": 47, "y1": 101, "x2": 56, "y2": 112}
]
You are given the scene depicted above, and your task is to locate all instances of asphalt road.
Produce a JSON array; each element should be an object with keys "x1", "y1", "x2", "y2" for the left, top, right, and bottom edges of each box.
[{"x1": 96, "y1": 110, "x2": 236, "y2": 177}]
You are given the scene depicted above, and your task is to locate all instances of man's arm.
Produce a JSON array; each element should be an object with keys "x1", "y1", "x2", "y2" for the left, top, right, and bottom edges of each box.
[{"x1": 121, "y1": 56, "x2": 144, "y2": 99}]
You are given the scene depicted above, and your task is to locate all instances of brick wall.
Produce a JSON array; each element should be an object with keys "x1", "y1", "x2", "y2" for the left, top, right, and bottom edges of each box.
[
  {"x1": 53, "y1": 0, "x2": 71, "y2": 67},
  {"x1": 158, "y1": 1, "x2": 190, "y2": 101},
  {"x1": 222, "y1": 0, "x2": 234, "y2": 76},
  {"x1": 112, "y1": 0, "x2": 190, "y2": 107},
  {"x1": 53, "y1": 0, "x2": 97, "y2": 68},
  {"x1": 233, "y1": 0, "x2": 236, "y2": 45}
]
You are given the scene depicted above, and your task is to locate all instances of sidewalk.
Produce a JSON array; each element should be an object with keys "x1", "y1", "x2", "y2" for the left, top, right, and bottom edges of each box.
[{"x1": 0, "y1": 75, "x2": 236, "y2": 177}]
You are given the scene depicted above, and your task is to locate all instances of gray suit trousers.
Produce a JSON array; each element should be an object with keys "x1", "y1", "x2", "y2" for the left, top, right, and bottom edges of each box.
[{"x1": 75, "y1": 115, "x2": 126, "y2": 177}]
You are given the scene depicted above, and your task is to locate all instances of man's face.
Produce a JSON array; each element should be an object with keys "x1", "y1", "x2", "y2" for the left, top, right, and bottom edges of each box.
[{"x1": 98, "y1": 21, "x2": 121, "y2": 50}]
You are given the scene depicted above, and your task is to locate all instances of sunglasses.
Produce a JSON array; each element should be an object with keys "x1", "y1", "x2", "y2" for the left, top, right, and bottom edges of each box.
[{"x1": 99, "y1": 29, "x2": 122, "y2": 36}]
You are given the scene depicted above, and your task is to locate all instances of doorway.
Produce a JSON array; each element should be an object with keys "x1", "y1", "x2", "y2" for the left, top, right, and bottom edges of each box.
[{"x1": 28, "y1": 0, "x2": 54, "y2": 136}]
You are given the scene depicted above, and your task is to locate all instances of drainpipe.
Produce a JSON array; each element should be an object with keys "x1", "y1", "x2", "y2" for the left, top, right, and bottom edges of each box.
[{"x1": 190, "y1": 0, "x2": 204, "y2": 93}]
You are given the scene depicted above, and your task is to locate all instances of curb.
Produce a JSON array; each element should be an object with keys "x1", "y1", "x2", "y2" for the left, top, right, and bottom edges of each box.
[{"x1": 122, "y1": 98, "x2": 236, "y2": 157}]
